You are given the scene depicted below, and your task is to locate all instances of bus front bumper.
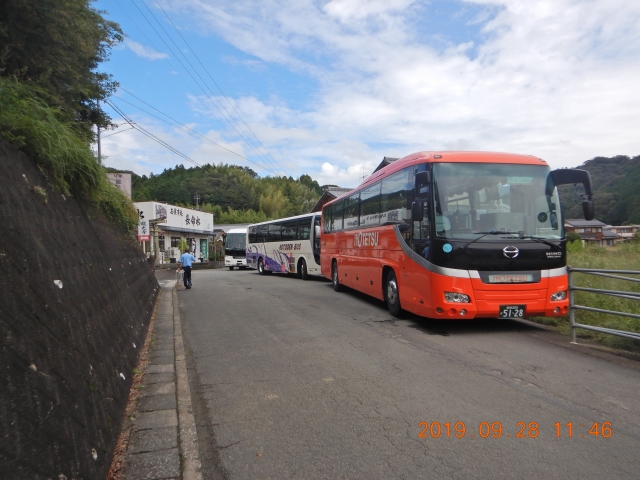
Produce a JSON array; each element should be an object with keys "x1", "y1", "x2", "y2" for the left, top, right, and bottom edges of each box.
[{"x1": 424, "y1": 272, "x2": 569, "y2": 320}]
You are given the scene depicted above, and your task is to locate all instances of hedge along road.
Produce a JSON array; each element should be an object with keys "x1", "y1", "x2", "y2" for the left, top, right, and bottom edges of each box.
[{"x1": 175, "y1": 268, "x2": 640, "y2": 479}]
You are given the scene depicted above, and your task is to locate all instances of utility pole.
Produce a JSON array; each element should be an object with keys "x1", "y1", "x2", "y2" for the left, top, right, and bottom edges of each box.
[
  {"x1": 97, "y1": 98, "x2": 102, "y2": 165},
  {"x1": 194, "y1": 192, "x2": 201, "y2": 211},
  {"x1": 149, "y1": 217, "x2": 167, "y2": 266}
]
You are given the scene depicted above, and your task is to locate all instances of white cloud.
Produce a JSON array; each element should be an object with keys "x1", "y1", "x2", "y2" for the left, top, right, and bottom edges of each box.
[
  {"x1": 135, "y1": 0, "x2": 640, "y2": 186},
  {"x1": 124, "y1": 39, "x2": 169, "y2": 61},
  {"x1": 323, "y1": 0, "x2": 416, "y2": 21}
]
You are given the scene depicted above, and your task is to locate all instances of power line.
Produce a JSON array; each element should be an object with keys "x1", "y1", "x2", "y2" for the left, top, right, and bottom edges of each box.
[
  {"x1": 133, "y1": 0, "x2": 283, "y2": 175},
  {"x1": 101, "y1": 126, "x2": 135, "y2": 138},
  {"x1": 105, "y1": 99, "x2": 200, "y2": 167},
  {"x1": 113, "y1": 0, "x2": 284, "y2": 175},
  {"x1": 112, "y1": 0, "x2": 266, "y2": 166},
  {"x1": 115, "y1": 89, "x2": 277, "y2": 174},
  {"x1": 152, "y1": 0, "x2": 287, "y2": 175}
]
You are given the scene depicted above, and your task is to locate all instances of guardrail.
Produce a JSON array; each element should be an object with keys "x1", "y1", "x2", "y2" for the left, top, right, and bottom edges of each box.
[{"x1": 568, "y1": 266, "x2": 640, "y2": 343}]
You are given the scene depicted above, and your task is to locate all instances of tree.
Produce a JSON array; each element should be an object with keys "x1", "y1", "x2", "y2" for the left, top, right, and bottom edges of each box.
[
  {"x1": 299, "y1": 174, "x2": 323, "y2": 195},
  {"x1": 566, "y1": 231, "x2": 582, "y2": 244},
  {"x1": 0, "y1": 0, "x2": 123, "y2": 140}
]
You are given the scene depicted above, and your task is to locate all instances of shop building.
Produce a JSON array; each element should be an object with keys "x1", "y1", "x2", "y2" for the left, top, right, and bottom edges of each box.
[{"x1": 134, "y1": 201, "x2": 214, "y2": 264}]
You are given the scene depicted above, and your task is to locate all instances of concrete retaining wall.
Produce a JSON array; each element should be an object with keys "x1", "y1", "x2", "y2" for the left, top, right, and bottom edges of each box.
[{"x1": 0, "y1": 139, "x2": 158, "y2": 479}]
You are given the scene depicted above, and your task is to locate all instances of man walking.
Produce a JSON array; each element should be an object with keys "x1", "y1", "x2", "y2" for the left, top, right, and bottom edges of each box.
[{"x1": 178, "y1": 248, "x2": 196, "y2": 289}]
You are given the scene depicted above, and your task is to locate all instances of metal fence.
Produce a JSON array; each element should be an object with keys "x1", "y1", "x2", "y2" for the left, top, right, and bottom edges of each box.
[{"x1": 568, "y1": 266, "x2": 640, "y2": 343}]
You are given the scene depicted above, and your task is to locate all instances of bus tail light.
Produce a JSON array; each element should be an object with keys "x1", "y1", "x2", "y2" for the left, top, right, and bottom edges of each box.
[
  {"x1": 550, "y1": 290, "x2": 567, "y2": 301},
  {"x1": 444, "y1": 292, "x2": 470, "y2": 303}
]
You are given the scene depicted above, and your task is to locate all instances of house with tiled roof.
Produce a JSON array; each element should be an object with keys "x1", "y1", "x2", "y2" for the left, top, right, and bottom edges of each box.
[
  {"x1": 564, "y1": 219, "x2": 610, "y2": 246},
  {"x1": 605, "y1": 225, "x2": 640, "y2": 244},
  {"x1": 310, "y1": 186, "x2": 353, "y2": 213},
  {"x1": 372, "y1": 156, "x2": 399, "y2": 174}
]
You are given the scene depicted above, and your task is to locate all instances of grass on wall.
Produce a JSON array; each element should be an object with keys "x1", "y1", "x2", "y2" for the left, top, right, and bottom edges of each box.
[{"x1": 0, "y1": 77, "x2": 137, "y2": 232}]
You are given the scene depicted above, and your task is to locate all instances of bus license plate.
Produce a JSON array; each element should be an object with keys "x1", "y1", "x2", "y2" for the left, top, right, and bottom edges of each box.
[
  {"x1": 499, "y1": 305, "x2": 525, "y2": 318},
  {"x1": 489, "y1": 274, "x2": 533, "y2": 283}
]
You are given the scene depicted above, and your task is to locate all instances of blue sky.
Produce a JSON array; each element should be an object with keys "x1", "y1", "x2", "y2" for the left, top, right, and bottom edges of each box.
[{"x1": 96, "y1": 0, "x2": 640, "y2": 187}]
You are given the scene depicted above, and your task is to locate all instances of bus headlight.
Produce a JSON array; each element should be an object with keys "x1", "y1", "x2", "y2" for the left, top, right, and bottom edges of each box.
[
  {"x1": 550, "y1": 290, "x2": 567, "y2": 301},
  {"x1": 444, "y1": 292, "x2": 470, "y2": 303}
]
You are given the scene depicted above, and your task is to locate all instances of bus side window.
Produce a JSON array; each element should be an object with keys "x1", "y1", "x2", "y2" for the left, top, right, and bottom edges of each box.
[
  {"x1": 282, "y1": 220, "x2": 297, "y2": 241},
  {"x1": 323, "y1": 204, "x2": 332, "y2": 233},
  {"x1": 331, "y1": 200, "x2": 344, "y2": 231},
  {"x1": 256, "y1": 225, "x2": 268, "y2": 243},
  {"x1": 343, "y1": 193, "x2": 360, "y2": 230},
  {"x1": 268, "y1": 223, "x2": 282, "y2": 242},
  {"x1": 381, "y1": 168, "x2": 412, "y2": 224},
  {"x1": 360, "y1": 182, "x2": 381, "y2": 227},
  {"x1": 298, "y1": 218, "x2": 311, "y2": 239}
]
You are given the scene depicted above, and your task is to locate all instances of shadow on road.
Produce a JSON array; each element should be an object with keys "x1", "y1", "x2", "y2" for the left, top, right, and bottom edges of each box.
[{"x1": 317, "y1": 280, "x2": 546, "y2": 337}]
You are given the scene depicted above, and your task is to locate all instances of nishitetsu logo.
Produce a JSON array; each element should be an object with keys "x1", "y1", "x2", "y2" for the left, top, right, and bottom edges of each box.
[{"x1": 354, "y1": 232, "x2": 378, "y2": 247}]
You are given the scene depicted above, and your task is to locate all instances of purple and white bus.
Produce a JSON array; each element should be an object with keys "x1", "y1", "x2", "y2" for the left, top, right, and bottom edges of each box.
[{"x1": 246, "y1": 213, "x2": 322, "y2": 280}]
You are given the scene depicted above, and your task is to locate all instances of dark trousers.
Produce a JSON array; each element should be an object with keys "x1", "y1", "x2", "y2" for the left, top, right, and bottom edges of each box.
[{"x1": 183, "y1": 266, "x2": 192, "y2": 287}]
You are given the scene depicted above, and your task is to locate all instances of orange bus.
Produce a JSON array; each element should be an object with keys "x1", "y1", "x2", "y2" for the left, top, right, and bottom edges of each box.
[{"x1": 319, "y1": 151, "x2": 594, "y2": 319}]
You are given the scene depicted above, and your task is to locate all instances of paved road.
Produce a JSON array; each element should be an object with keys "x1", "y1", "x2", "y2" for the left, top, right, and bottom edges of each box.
[{"x1": 177, "y1": 268, "x2": 640, "y2": 479}]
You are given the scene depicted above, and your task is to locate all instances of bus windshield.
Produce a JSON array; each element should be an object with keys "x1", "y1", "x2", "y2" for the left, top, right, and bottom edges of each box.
[
  {"x1": 225, "y1": 233, "x2": 246, "y2": 252},
  {"x1": 432, "y1": 162, "x2": 563, "y2": 240}
]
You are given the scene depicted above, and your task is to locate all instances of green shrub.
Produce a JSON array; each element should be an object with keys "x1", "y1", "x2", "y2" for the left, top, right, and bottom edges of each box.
[{"x1": 566, "y1": 231, "x2": 582, "y2": 244}]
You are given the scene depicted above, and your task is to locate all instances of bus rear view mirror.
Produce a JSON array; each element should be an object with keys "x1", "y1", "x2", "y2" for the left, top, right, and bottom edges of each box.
[
  {"x1": 411, "y1": 201, "x2": 424, "y2": 222},
  {"x1": 314, "y1": 225, "x2": 322, "y2": 238},
  {"x1": 582, "y1": 200, "x2": 595, "y2": 221}
]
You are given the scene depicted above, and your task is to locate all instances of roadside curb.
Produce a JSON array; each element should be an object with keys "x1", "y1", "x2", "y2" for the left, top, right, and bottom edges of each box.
[
  {"x1": 119, "y1": 280, "x2": 203, "y2": 480},
  {"x1": 173, "y1": 287, "x2": 203, "y2": 480}
]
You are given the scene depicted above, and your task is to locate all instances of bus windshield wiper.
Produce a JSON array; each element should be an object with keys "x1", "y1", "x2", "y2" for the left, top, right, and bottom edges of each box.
[
  {"x1": 462, "y1": 231, "x2": 507, "y2": 250},
  {"x1": 462, "y1": 231, "x2": 559, "y2": 251},
  {"x1": 510, "y1": 235, "x2": 562, "y2": 250},
  {"x1": 495, "y1": 232, "x2": 561, "y2": 250}
]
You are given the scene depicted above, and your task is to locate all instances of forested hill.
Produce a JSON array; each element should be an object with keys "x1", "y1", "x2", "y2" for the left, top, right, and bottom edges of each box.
[
  {"x1": 559, "y1": 155, "x2": 640, "y2": 225},
  {"x1": 125, "y1": 163, "x2": 324, "y2": 224}
]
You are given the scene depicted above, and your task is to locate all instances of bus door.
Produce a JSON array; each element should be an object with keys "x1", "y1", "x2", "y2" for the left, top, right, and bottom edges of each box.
[
  {"x1": 411, "y1": 170, "x2": 431, "y2": 260},
  {"x1": 407, "y1": 170, "x2": 434, "y2": 307},
  {"x1": 312, "y1": 214, "x2": 321, "y2": 265}
]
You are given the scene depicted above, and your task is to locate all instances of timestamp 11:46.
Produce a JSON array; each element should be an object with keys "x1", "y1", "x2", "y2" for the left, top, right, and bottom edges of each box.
[{"x1": 555, "y1": 422, "x2": 612, "y2": 438}]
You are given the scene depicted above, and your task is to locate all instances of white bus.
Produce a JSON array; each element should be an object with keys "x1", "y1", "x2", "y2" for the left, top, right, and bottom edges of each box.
[
  {"x1": 224, "y1": 227, "x2": 247, "y2": 270},
  {"x1": 246, "y1": 213, "x2": 322, "y2": 279}
]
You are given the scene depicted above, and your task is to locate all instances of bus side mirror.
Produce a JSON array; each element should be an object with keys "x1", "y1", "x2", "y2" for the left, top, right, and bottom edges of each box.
[
  {"x1": 314, "y1": 225, "x2": 321, "y2": 238},
  {"x1": 411, "y1": 201, "x2": 424, "y2": 222},
  {"x1": 582, "y1": 200, "x2": 595, "y2": 221}
]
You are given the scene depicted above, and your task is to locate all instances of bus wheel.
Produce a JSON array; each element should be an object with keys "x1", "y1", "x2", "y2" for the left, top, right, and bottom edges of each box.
[
  {"x1": 385, "y1": 270, "x2": 402, "y2": 317},
  {"x1": 299, "y1": 259, "x2": 309, "y2": 281},
  {"x1": 228, "y1": 266, "x2": 234, "y2": 271},
  {"x1": 332, "y1": 261, "x2": 342, "y2": 292},
  {"x1": 258, "y1": 258, "x2": 266, "y2": 275}
]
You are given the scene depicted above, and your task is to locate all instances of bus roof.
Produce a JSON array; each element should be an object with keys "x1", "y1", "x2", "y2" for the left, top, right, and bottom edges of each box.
[
  {"x1": 227, "y1": 227, "x2": 247, "y2": 234},
  {"x1": 328, "y1": 151, "x2": 549, "y2": 206},
  {"x1": 247, "y1": 212, "x2": 318, "y2": 228}
]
